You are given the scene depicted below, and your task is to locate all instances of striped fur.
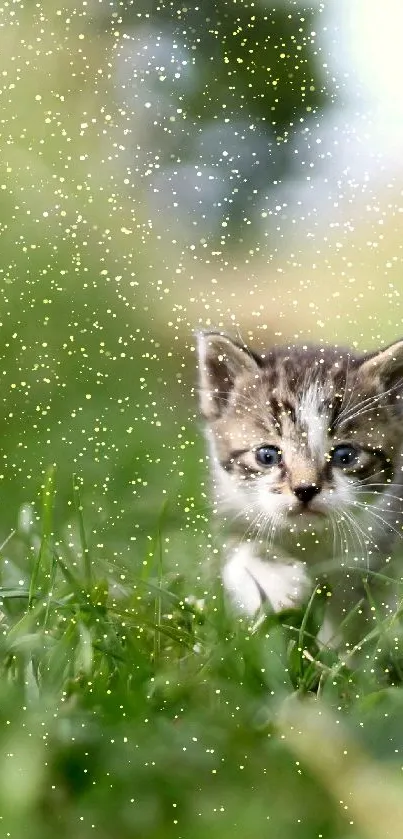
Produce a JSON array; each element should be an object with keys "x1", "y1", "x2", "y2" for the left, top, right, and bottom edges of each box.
[{"x1": 197, "y1": 332, "x2": 403, "y2": 649}]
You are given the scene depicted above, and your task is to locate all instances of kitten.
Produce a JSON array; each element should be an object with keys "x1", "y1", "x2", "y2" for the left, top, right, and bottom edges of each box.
[{"x1": 196, "y1": 332, "x2": 403, "y2": 651}]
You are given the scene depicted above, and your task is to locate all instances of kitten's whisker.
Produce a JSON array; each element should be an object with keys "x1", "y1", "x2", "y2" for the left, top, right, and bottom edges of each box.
[
  {"x1": 234, "y1": 326, "x2": 249, "y2": 350},
  {"x1": 358, "y1": 506, "x2": 403, "y2": 518},
  {"x1": 239, "y1": 507, "x2": 267, "y2": 546},
  {"x1": 338, "y1": 375, "x2": 403, "y2": 426},
  {"x1": 355, "y1": 488, "x2": 403, "y2": 506},
  {"x1": 356, "y1": 482, "x2": 398, "y2": 488},
  {"x1": 267, "y1": 508, "x2": 282, "y2": 550},
  {"x1": 331, "y1": 510, "x2": 339, "y2": 557},
  {"x1": 354, "y1": 498, "x2": 402, "y2": 526},
  {"x1": 335, "y1": 509, "x2": 348, "y2": 555},
  {"x1": 247, "y1": 490, "x2": 281, "y2": 548},
  {"x1": 335, "y1": 512, "x2": 346, "y2": 558},
  {"x1": 223, "y1": 499, "x2": 258, "y2": 532},
  {"x1": 342, "y1": 502, "x2": 376, "y2": 553},
  {"x1": 338, "y1": 375, "x2": 402, "y2": 419},
  {"x1": 339, "y1": 403, "x2": 391, "y2": 427},
  {"x1": 254, "y1": 510, "x2": 271, "y2": 545},
  {"x1": 337, "y1": 510, "x2": 353, "y2": 556},
  {"x1": 338, "y1": 398, "x2": 380, "y2": 425},
  {"x1": 341, "y1": 507, "x2": 373, "y2": 572},
  {"x1": 261, "y1": 512, "x2": 277, "y2": 552},
  {"x1": 353, "y1": 481, "x2": 399, "y2": 488},
  {"x1": 354, "y1": 490, "x2": 403, "y2": 508},
  {"x1": 355, "y1": 500, "x2": 403, "y2": 514},
  {"x1": 352, "y1": 468, "x2": 393, "y2": 486},
  {"x1": 352, "y1": 502, "x2": 403, "y2": 541},
  {"x1": 268, "y1": 511, "x2": 283, "y2": 552},
  {"x1": 339, "y1": 506, "x2": 367, "y2": 562},
  {"x1": 330, "y1": 509, "x2": 345, "y2": 560}
]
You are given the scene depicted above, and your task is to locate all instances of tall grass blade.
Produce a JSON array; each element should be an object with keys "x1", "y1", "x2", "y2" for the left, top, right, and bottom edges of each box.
[
  {"x1": 72, "y1": 474, "x2": 92, "y2": 586},
  {"x1": 28, "y1": 465, "x2": 56, "y2": 610}
]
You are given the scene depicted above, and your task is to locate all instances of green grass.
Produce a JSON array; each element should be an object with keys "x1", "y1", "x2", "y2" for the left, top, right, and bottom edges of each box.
[{"x1": 1, "y1": 473, "x2": 403, "y2": 839}]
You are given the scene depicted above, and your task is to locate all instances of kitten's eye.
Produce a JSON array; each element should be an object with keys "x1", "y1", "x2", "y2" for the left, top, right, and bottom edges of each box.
[
  {"x1": 255, "y1": 445, "x2": 282, "y2": 467},
  {"x1": 331, "y1": 444, "x2": 359, "y2": 468}
]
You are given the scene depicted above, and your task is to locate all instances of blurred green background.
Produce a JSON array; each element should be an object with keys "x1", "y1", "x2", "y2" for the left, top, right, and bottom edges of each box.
[
  {"x1": 0, "y1": 0, "x2": 333, "y2": 568},
  {"x1": 2, "y1": 0, "x2": 402, "y2": 562},
  {"x1": 1, "y1": 2, "x2": 403, "y2": 837}
]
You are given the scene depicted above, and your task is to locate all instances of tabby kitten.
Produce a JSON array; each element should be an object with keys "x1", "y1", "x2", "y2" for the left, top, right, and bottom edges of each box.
[{"x1": 196, "y1": 332, "x2": 403, "y2": 649}]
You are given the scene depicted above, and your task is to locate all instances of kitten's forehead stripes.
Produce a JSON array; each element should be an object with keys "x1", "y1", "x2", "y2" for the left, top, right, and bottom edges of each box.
[
  {"x1": 201, "y1": 332, "x2": 403, "y2": 468},
  {"x1": 266, "y1": 395, "x2": 295, "y2": 429},
  {"x1": 256, "y1": 349, "x2": 359, "y2": 434}
]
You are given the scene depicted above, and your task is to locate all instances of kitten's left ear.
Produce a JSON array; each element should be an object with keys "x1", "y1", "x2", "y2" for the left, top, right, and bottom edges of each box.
[
  {"x1": 359, "y1": 339, "x2": 403, "y2": 396},
  {"x1": 196, "y1": 331, "x2": 261, "y2": 419}
]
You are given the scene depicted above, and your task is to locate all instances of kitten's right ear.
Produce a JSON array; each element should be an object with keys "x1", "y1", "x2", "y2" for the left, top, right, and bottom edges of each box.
[
  {"x1": 358, "y1": 339, "x2": 403, "y2": 392},
  {"x1": 196, "y1": 331, "x2": 261, "y2": 419}
]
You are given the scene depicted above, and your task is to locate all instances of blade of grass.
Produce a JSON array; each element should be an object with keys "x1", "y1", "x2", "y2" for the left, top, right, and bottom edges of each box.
[
  {"x1": 43, "y1": 551, "x2": 58, "y2": 630},
  {"x1": 72, "y1": 473, "x2": 92, "y2": 586},
  {"x1": 52, "y1": 550, "x2": 83, "y2": 591},
  {"x1": 0, "y1": 589, "x2": 32, "y2": 600},
  {"x1": 0, "y1": 529, "x2": 16, "y2": 553},
  {"x1": 153, "y1": 502, "x2": 168, "y2": 664},
  {"x1": 296, "y1": 584, "x2": 322, "y2": 678},
  {"x1": 28, "y1": 465, "x2": 56, "y2": 610},
  {"x1": 141, "y1": 499, "x2": 169, "y2": 582}
]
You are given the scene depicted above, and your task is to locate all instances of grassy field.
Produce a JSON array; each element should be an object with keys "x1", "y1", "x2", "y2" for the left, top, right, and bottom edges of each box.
[
  {"x1": 2, "y1": 226, "x2": 403, "y2": 836},
  {"x1": 2, "y1": 462, "x2": 403, "y2": 839},
  {"x1": 2, "y1": 4, "x2": 403, "y2": 836}
]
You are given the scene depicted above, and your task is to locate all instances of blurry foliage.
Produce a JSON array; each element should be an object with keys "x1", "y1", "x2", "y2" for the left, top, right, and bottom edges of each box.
[
  {"x1": 132, "y1": 0, "x2": 328, "y2": 128},
  {"x1": 0, "y1": 0, "x2": 331, "y2": 556},
  {"x1": 0, "y1": 0, "x2": 204, "y2": 563},
  {"x1": 1, "y1": 500, "x2": 403, "y2": 839},
  {"x1": 115, "y1": 0, "x2": 331, "y2": 241}
]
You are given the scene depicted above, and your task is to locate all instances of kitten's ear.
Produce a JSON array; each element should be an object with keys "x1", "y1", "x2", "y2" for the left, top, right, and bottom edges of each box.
[
  {"x1": 359, "y1": 339, "x2": 403, "y2": 395},
  {"x1": 196, "y1": 331, "x2": 261, "y2": 419}
]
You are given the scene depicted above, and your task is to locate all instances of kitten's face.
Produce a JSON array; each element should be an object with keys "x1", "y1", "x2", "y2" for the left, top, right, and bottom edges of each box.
[{"x1": 197, "y1": 333, "x2": 403, "y2": 541}]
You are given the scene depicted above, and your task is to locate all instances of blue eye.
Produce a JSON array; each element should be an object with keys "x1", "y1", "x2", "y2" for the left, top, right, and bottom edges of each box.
[
  {"x1": 255, "y1": 445, "x2": 282, "y2": 467},
  {"x1": 331, "y1": 444, "x2": 359, "y2": 468}
]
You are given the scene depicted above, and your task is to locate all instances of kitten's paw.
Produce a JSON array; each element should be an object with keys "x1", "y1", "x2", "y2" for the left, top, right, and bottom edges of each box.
[
  {"x1": 256, "y1": 564, "x2": 309, "y2": 612},
  {"x1": 222, "y1": 560, "x2": 264, "y2": 614},
  {"x1": 223, "y1": 546, "x2": 311, "y2": 616}
]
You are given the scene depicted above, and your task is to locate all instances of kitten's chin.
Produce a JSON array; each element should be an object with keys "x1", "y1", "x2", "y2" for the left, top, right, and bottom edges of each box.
[
  {"x1": 284, "y1": 507, "x2": 329, "y2": 532},
  {"x1": 287, "y1": 507, "x2": 327, "y2": 520}
]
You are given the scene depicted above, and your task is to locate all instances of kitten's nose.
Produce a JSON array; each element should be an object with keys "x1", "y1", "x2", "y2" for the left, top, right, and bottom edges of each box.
[{"x1": 293, "y1": 483, "x2": 321, "y2": 505}]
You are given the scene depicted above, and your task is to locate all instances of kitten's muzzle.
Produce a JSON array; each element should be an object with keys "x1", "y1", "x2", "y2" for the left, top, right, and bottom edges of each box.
[{"x1": 293, "y1": 482, "x2": 321, "y2": 506}]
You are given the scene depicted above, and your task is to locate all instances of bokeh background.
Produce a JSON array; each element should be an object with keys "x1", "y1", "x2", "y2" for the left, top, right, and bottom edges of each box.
[
  {"x1": 1, "y1": 3, "x2": 403, "y2": 838},
  {"x1": 2, "y1": 0, "x2": 403, "y2": 576}
]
